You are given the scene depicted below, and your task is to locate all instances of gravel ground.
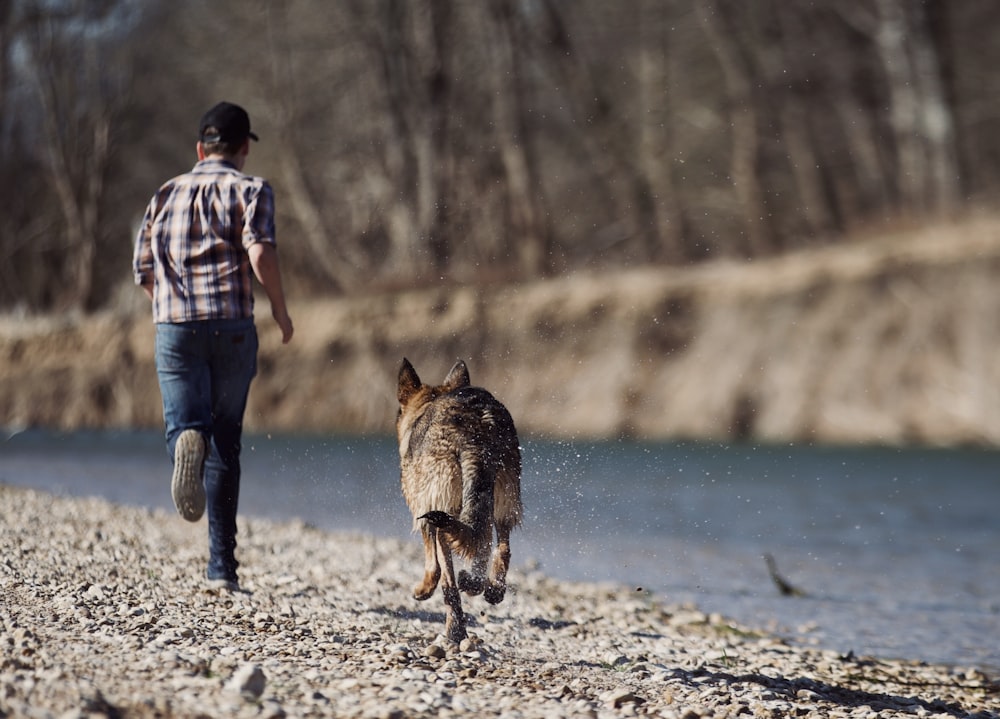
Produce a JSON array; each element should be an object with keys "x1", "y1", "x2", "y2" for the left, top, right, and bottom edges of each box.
[{"x1": 1, "y1": 484, "x2": 997, "y2": 718}]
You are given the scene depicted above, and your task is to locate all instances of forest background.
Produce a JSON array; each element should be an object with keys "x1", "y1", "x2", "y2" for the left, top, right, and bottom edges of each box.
[{"x1": 4, "y1": 0, "x2": 1000, "y2": 446}]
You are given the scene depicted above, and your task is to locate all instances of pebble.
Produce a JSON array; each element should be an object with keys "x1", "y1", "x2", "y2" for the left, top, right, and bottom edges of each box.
[
  {"x1": 226, "y1": 664, "x2": 266, "y2": 699},
  {"x1": 0, "y1": 485, "x2": 997, "y2": 719},
  {"x1": 424, "y1": 643, "x2": 447, "y2": 659}
]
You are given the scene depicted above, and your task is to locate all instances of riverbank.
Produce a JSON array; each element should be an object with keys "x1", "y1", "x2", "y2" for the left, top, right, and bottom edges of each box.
[
  {"x1": 0, "y1": 485, "x2": 995, "y2": 718},
  {"x1": 5, "y1": 215, "x2": 1000, "y2": 446}
]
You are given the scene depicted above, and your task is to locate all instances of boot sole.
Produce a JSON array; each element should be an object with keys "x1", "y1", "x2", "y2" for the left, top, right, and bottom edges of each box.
[{"x1": 172, "y1": 429, "x2": 206, "y2": 521}]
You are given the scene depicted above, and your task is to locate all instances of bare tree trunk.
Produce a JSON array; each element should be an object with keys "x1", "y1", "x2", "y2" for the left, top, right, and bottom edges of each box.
[
  {"x1": 697, "y1": 0, "x2": 768, "y2": 258},
  {"x1": 27, "y1": 11, "x2": 114, "y2": 311},
  {"x1": 425, "y1": 0, "x2": 453, "y2": 272},
  {"x1": 262, "y1": 3, "x2": 358, "y2": 293},
  {"x1": 636, "y1": 0, "x2": 686, "y2": 262},
  {"x1": 0, "y1": 2, "x2": 10, "y2": 139},
  {"x1": 875, "y1": 0, "x2": 930, "y2": 209},
  {"x1": 838, "y1": 0, "x2": 960, "y2": 214},
  {"x1": 365, "y1": 0, "x2": 434, "y2": 278},
  {"x1": 535, "y1": 0, "x2": 669, "y2": 266},
  {"x1": 0, "y1": 2, "x2": 21, "y2": 304},
  {"x1": 778, "y1": 102, "x2": 833, "y2": 237},
  {"x1": 903, "y1": 0, "x2": 959, "y2": 212},
  {"x1": 767, "y1": 7, "x2": 837, "y2": 239},
  {"x1": 277, "y1": 152, "x2": 355, "y2": 292},
  {"x1": 488, "y1": 0, "x2": 552, "y2": 277}
]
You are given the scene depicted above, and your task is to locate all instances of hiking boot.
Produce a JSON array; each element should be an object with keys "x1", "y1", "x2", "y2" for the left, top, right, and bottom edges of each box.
[{"x1": 172, "y1": 429, "x2": 206, "y2": 521}]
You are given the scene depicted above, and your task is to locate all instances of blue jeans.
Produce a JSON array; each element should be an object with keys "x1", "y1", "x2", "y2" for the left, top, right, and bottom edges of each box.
[{"x1": 154, "y1": 318, "x2": 258, "y2": 580}]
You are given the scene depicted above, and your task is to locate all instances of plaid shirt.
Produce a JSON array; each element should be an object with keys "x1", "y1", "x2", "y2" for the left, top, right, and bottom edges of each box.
[{"x1": 133, "y1": 158, "x2": 276, "y2": 323}]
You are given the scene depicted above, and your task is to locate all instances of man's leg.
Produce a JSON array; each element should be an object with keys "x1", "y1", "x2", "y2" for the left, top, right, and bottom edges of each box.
[
  {"x1": 204, "y1": 320, "x2": 258, "y2": 585},
  {"x1": 154, "y1": 324, "x2": 211, "y2": 520}
]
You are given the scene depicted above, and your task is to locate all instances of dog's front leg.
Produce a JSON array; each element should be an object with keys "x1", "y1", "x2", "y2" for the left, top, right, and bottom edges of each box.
[
  {"x1": 436, "y1": 536, "x2": 467, "y2": 643},
  {"x1": 413, "y1": 525, "x2": 441, "y2": 600}
]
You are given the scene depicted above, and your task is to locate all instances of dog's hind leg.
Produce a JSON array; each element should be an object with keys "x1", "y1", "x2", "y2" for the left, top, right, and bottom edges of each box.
[
  {"x1": 420, "y1": 509, "x2": 487, "y2": 601},
  {"x1": 413, "y1": 526, "x2": 441, "y2": 601},
  {"x1": 435, "y1": 535, "x2": 467, "y2": 643},
  {"x1": 484, "y1": 522, "x2": 513, "y2": 605},
  {"x1": 458, "y1": 543, "x2": 489, "y2": 596}
]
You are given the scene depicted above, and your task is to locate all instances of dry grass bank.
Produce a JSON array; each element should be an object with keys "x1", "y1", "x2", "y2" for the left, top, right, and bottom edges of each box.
[{"x1": 4, "y1": 214, "x2": 1000, "y2": 445}]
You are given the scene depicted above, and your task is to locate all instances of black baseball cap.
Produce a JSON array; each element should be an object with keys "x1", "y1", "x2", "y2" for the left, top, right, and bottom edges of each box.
[{"x1": 198, "y1": 101, "x2": 259, "y2": 143}]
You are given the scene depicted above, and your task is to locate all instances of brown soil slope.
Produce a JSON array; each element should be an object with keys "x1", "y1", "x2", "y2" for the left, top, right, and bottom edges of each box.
[{"x1": 4, "y1": 215, "x2": 1000, "y2": 446}]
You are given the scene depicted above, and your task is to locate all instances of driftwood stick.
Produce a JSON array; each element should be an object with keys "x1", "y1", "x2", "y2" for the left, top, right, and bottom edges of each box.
[{"x1": 764, "y1": 553, "x2": 807, "y2": 597}]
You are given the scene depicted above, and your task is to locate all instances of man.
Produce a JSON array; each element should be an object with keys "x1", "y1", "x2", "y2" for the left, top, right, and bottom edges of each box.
[{"x1": 133, "y1": 101, "x2": 294, "y2": 591}]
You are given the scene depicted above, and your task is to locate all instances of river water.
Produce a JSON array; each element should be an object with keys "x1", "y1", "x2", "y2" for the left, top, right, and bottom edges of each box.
[{"x1": 2, "y1": 429, "x2": 997, "y2": 673}]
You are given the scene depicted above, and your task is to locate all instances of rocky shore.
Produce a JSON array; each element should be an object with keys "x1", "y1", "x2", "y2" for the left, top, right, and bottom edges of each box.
[{"x1": 1, "y1": 485, "x2": 996, "y2": 718}]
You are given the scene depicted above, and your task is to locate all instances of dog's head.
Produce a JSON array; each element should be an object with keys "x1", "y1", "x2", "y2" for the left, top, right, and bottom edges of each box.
[
  {"x1": 396, "y1": 358, "x2": 470, "y2": 439},
  {"x1": 397, "y1": 357, "x2": 469, "y2": 405}
]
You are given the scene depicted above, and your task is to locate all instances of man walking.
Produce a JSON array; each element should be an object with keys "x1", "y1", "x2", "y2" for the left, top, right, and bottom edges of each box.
[{"x1": 133, "y1": 101, "x2": 294, "y2": 591}]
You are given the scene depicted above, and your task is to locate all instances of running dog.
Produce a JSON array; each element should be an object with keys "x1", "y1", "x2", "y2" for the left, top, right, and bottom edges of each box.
[{"x1": 396, "y1": 358, "x2": 523, "y2": 642}]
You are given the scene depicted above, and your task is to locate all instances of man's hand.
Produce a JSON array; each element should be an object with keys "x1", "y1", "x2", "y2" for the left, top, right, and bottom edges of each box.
[
  {"x1": 273, "y1": 308, "x2": 294, "y2": 344},
  {"x1": 248, "y1": 242, "x2": 293, "y2": 344}
]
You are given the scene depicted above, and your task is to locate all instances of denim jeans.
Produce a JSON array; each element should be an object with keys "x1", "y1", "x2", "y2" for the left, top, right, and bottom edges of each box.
[{"x1": 154, "y1": 318, "x2": 258, "y2": 580}]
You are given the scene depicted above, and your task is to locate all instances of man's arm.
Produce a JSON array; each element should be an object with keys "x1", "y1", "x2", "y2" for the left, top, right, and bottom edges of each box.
[
  {"x1": 248, "y1": 242, "x2": 294, "y2": 344},
  {"x1": 133, "y1": 204, "x2": 156, "y2": 302}
]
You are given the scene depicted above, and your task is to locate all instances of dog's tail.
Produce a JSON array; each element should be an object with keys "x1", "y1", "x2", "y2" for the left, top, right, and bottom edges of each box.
[
  {"x1": 459, "y1": 451, "x2": 495, "y2": 558},
  {"x1": 420, "y1": 453, "x2": 494, "y2": 559}
]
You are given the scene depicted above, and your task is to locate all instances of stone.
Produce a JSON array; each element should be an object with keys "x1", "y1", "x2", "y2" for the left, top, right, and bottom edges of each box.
[
  {"x1": 603, "y1": 687, "x2": 644, "y2": 707},
  {"x1": 423, "y1": 643, "x2": 446, "y2": 659},
  {"x1": 0, "y1": 486, "x2": 995, "y2": 719},
  {"x1": 226, "y1": 664, "x2": 266, "y2": 700}
]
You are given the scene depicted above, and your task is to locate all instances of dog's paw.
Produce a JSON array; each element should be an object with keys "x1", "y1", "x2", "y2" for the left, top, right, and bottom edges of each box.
[
  {"x1": 413, "y1": 582, "x2": 437, "y2": 601},
  {"x1": 458, "y1": 570, "x2": 485, "y2": 595},
  {"x1": 419, "y1": 510, "x2": 453, "y2": 528},
  {"x1": 484, "y1": 581, "x2": 506, "y2": 605}
]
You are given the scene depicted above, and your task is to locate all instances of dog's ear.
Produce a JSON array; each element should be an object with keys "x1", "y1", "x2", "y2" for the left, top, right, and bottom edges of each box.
[
  {"x1": 443, "y1": 359, "x2": 470, "y2": 390},
  {"x1": 398, "y1": 358, "x2": 422, "y2": 403}
]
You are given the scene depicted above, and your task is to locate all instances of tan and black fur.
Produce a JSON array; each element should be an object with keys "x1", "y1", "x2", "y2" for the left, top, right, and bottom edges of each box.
[{"x1": 396, "y1": 358, "x2": 523, "y2": 642}]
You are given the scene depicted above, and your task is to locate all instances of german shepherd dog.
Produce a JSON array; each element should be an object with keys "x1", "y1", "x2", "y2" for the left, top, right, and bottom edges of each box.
[{"x1": 396, "y1": 358, "x2": 523, "y2": 642}]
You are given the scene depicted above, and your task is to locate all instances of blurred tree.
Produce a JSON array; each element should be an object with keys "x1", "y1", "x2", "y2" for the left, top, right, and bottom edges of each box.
[
  {"x1": 0, "y1": 0, "x2": 997, "y2": 313},
  {"x1": 0, "y1": 0, "x2": 136, "y2": 312},
  {"x1": 24, "y1": 0, "x2": 134, "y2": 309},
  {"x1": 486, "y1": 0, "x2": 553, "y2": 276},
  {"x1": 260, "y1": 2, "x2": 359, "y2": 292},
  {"x1": 831, "y1": 0, "x2": 959, "y2": 214},
  {"x1": 697, "y1": 0, "x2": 769, "y2": 257}
]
